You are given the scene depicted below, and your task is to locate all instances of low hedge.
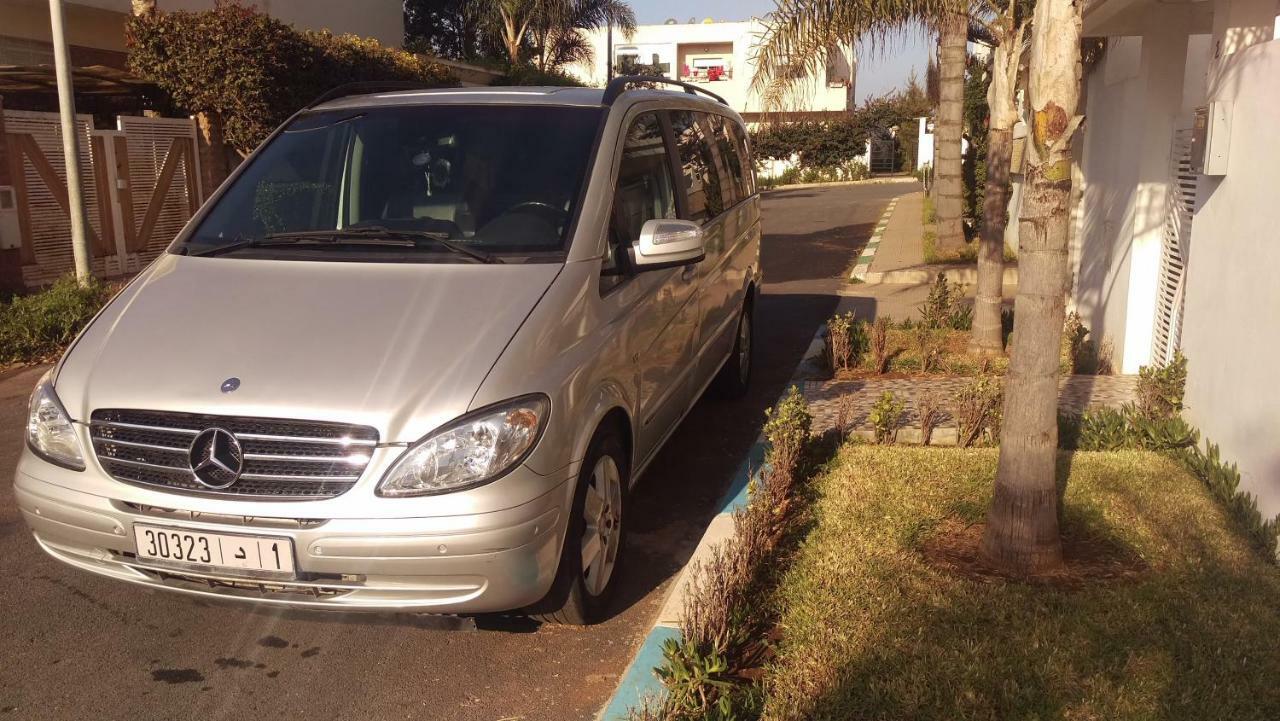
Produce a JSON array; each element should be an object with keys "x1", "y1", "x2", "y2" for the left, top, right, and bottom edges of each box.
[{"x1": 0, "y1": 276, "x2": 112, "y2": 365}]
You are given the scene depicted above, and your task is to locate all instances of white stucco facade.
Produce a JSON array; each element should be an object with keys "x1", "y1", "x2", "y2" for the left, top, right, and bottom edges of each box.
[
  {"x1": 1075, "y1": 0, "x2": 1280, "y2": 513},
  {"x1": 565, "y1": 19, "x2": 855, "y2": 118}
]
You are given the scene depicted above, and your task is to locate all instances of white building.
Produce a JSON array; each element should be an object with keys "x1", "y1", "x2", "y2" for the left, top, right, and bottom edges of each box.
[
  {"x1": 566, "y1": 18, "x2": 855, "y2": 122},
  {"x1": 1072, "y1": 0, "x2": 1280, "y2": 512}
]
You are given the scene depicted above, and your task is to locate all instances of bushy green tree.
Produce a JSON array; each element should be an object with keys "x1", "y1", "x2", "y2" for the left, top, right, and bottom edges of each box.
[{"x1": 127, "y1": 2, "x2": 455, "y2": 153}]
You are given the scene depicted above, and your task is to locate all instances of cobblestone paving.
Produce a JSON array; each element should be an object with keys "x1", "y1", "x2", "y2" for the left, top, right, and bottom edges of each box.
[{"x1": 801, "y1": 374, "x2": 1139, "y2": 436}]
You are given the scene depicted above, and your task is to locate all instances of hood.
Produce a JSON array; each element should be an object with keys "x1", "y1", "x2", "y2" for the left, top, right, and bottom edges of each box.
[{"x1": 56, "y1": 254, "x2": 561, "y2": 443}]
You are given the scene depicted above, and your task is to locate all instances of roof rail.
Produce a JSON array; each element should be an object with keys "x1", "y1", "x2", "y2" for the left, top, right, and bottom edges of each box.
[
  {"x1": 304, "y1": 81, "x2": 435, "y2": 109},
  {"x1": 602, "y1": 75, "x2": 728, "y2": 107}
]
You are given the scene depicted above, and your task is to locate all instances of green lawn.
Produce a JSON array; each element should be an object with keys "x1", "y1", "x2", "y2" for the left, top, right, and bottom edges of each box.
[{"x1": 762, "y1": 447, "x2": 1280, "y2": 721}]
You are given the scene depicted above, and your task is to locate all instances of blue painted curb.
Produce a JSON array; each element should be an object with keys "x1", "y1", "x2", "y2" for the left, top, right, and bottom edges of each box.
[{"x1": 599, "y1": 625, "x2": 682, "y2": 720}]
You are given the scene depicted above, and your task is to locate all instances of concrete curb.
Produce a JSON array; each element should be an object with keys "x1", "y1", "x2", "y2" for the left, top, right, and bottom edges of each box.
[
  {"x1": 595, "y1": 328, "x2": 828, "y2": 721},
  {"x1": 761, "y1": 176, "x2": 919, "y2": 194},
  {"x1": 847, "y1": 197, "x2": 900, "y2": 283}
]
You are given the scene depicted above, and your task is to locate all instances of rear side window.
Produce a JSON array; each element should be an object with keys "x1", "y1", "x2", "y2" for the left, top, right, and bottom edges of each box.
[
  {"x1": 705, "y1": 113, "x2": 742, "y2": 208},
  {"x1": 670, "y1": 111, "x2": 724, "y2": 224},
  {"x1": 726, "y1": 120, "x2": 755, "y2": 198}
]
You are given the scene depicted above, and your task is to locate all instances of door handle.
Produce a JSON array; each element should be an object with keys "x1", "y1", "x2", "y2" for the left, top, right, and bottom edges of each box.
[{"x1": 681, "y1": 264, "x2": 696, "y2": 282}]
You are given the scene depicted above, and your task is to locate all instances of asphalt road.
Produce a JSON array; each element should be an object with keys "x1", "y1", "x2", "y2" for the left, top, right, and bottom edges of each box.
[{"x1": 0, "y1": 181, "x2": 909, "y2": 721}]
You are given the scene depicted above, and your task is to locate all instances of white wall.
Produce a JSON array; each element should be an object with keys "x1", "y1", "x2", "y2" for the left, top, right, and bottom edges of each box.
[
  {"x1": 1073, "y1": 36, "x2": 1147, "y2": 365},
  {"x1": 1180, "y1": 36, "x2": 1280, "y2": 515}
]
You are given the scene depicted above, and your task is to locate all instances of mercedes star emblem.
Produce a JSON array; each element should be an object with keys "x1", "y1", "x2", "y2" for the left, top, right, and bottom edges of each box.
[{"x1": 188, "y1": 427, "x2": 244, "y2": 489}]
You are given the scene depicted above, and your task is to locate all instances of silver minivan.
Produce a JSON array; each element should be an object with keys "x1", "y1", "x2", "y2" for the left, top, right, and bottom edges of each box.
[{"x1": 15, "y1": 78, "x2": 760, "y2": 624}]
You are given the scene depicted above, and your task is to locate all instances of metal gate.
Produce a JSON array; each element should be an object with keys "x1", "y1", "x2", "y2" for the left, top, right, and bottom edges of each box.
[
  {"x1": 1151, "y1": 128, "x2": 1196, "y2": 364},
  {"x1": 867, "y1": 127, "x2": 898, "y2": 175}
]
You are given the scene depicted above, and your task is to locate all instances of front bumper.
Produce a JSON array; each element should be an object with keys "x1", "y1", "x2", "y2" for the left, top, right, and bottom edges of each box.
[{"x1": 15, "y1": 466, "x2": 572, "y2": 613}]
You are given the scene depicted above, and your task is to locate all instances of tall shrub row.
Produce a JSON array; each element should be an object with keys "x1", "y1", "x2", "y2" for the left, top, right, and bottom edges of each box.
[{"x1": 127, "y1": 1, "x2": 455, "y2": 154}]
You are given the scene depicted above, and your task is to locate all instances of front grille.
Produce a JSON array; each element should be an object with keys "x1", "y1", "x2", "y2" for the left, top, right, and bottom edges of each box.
[{"x1": 90, "y1": 409, "x2": 379, "y2": 500}]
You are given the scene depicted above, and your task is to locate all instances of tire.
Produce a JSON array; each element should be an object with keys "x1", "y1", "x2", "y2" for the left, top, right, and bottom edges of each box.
[
  {"x1": 529, "y1": 429, "x2": 628, "y2": 625},
  {"x1": 711, "y1": 297, "x2": 754, "y2": 399}
]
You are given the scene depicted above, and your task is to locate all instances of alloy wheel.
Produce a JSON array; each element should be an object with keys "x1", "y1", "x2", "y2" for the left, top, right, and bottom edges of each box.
[{"x1": 581, "y1": 455, "x2": 622, "y2": 596}]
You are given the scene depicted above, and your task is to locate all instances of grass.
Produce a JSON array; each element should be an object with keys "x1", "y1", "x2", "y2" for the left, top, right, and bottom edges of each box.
[
  {"x1": 921, "y1": 195, "x2": 1018, "y2": 265},
  {"x1": 760, "y1": 446, "x2": 1280, "y2": 721}
]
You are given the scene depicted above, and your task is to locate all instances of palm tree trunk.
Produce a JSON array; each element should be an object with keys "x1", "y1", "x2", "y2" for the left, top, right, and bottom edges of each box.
[
  {"x1": 981, "y1": 0, "x2": 1081, "y2": 575},
  {"x1": 970, "y1": 27, "x2": 1023, "y2": 355},
  {"x1": 933, "y1": 12, "x2": 967, "y2": 253}
]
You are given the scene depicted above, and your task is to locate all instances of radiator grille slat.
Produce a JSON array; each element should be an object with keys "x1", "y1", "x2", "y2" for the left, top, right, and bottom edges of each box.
[{"x1": 90, "y1": 409, "x2": 378, "y2": 500}]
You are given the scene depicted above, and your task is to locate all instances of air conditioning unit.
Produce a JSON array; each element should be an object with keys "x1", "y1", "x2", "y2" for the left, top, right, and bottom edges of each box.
[{"x1": 1190, "y1": 102, "x2": 1230, "y2": 176}]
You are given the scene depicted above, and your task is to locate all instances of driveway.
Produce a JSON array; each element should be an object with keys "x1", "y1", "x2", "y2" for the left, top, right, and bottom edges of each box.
[{"x1": 0, "y1": 181, "x2": 910, "y2": 721}]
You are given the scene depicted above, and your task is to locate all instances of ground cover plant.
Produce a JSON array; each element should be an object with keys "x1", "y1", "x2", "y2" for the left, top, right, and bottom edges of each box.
[
  {"x1": 0, "y1": 276, "x2": 113, "y2": 365},
  {"x1": 760, "y1": 445, "x2": 1280, "y2": 720},
  {"x1": 635, "y1": 389, "x2": 818, "y2": 720}
]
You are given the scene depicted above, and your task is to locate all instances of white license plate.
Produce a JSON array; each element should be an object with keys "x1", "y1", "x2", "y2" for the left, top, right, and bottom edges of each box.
[{"x1": 133, "y1": 524, "x2": 295, "y2": 576}]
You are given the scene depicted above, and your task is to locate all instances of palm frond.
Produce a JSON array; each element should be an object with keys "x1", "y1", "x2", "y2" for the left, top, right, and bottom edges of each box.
[{"x1": 752, "y1": 0, "x2": 967, "y2": 110}]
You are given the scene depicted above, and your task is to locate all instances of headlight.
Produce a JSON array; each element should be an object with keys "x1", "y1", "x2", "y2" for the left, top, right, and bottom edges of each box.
[
  {"x1": 27, "y1": 371, "x2": 85, "y2": 471},
  {"x1": 377, "y1": 395, "x2": 550, "y2": 497}
]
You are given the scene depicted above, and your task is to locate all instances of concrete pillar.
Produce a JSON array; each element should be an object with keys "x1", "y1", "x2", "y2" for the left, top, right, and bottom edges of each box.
[{"x1": 1118, "y1": 14, "x2": 1196, "y2": 373}]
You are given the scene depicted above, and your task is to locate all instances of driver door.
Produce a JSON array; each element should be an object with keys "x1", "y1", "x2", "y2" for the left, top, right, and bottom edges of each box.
[{"x1": 603, "y1": 111, "x2": 701, "y2": 465}]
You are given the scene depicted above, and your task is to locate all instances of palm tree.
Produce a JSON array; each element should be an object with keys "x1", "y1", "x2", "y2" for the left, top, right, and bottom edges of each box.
[
  {"x1": 980, "y1": 0, "x2": 1082, "y2": 574},
  {"x1": 753, "y1": 0, "x2": 969, "y2": 253},
  {"x1": 486, "y1": 0, "x2": 635, "y2": 71},
  {"x1": 968, "y1": 1, "x2": 1029, "y2": 355}
]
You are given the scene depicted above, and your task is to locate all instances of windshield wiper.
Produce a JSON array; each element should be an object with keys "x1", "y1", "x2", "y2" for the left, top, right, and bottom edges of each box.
[
  {"x1": 269, "y1": 227, "x2": 502, "y2": 264},
  {"x1": 188, "y1": 228, "x2": 502, "y2": 264}
]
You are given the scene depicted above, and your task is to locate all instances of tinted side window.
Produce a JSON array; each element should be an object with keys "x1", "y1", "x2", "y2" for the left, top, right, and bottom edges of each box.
[
  {"x1": 670, "y1": 110, "x2": 724, "y2": 224},
  {"x1": 726, "y1": 120, "x2": 756, "y2": 197},
  {"x1": 603, "y1": 112, "x2": 678, "y2": 283},
  {"x1": 705, "y1": 113, "x2": 741, "y2": 208}
]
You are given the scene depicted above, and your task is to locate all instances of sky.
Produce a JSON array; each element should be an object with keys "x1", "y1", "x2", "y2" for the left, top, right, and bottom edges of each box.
[{"x1": 631, "y1": 0, "x2": 931, "y2": 105}]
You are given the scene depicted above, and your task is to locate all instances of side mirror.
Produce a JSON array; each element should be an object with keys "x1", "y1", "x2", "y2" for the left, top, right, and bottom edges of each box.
[{"x1": 630, "y1": 219, "x2": 705, "y2": 272}]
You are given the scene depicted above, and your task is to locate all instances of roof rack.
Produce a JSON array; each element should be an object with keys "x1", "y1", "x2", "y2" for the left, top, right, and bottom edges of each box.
[
  {"x1": 602, "y1": 75, "x2": 728, "y2": 107},
  {"x1": 304, "y1": 81, "x2": 436, "y2": 109}
]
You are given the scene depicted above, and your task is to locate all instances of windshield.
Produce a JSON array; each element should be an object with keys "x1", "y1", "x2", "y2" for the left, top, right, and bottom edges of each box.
[{"x1": 178, "y1": 104, "x2": 603, "y2": 260}]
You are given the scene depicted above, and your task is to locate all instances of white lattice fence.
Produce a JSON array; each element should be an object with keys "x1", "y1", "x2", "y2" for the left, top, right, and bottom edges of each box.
[
  {"x1": 4, "y1": 109, "x2": 114, "y2": 286},
  {"x1": 117, "y1": 115, "x2": 201, "y2": 269},
  {"x1": 1151, "y1": 129, "x2": 1196, "y2": 365}
]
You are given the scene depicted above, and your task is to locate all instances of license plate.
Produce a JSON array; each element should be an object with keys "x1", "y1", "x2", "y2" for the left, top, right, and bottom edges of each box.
[{"x1": 132, "y1": 524, "x2": 295, "y2": 576}]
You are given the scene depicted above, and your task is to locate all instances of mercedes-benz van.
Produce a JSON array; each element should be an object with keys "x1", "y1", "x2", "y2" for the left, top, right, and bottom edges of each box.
[{"x1": 15, "y1": 78, "x2": 760, "y2": 624}]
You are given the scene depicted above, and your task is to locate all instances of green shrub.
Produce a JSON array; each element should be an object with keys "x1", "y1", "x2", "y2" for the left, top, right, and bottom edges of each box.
[
  {"x1": 823, "y1": 312, "x2": 869, "y2": 374},
  {"x1": 1136, "y1": 351, "x2": 1188, "y2": 419},
  {"x1": 127, "y1": 2, "x2": 454, "y2": 153},
  {"x1": 0, "y1": 276, "x2": 112, "y2": 364},
  {"x1": 869, "y1": 317, "x2": 890, "y2": 374},
  {"x1": 919, "y1": 274, "x2": 971, "y2": 330},
  {"x1": 953, "y1": 376, "x2": 1002, "y2": 447},
  {"x1": 1071, "y1": 405, "x2": 1198, "y2": 452},
  {"x1": 868, "y1": 391, "x2": 905, "y2": 444},
  {"x1": 763, "y1": 386, "x2": 812, "y2": 466}
]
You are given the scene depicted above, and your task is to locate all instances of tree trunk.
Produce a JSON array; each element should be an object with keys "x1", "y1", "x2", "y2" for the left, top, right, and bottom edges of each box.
[
  {"x1": 933, "y1": 12, "x2": 967, "y2": 253},
  {"x1": 970, "y1": 25, "x2": 1023, "y2": 355},
  {"x1": 981, "y1": 0, "x2": 1082, "y2": 575}
]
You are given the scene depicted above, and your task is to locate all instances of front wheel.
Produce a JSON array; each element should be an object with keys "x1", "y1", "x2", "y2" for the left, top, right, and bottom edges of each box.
[
  {"x1": 711, "y1": 297, "x2": 754, "y2": 399},
  {"x1": 529, "y1": 429, "x2": 627, "y2": 625}
]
